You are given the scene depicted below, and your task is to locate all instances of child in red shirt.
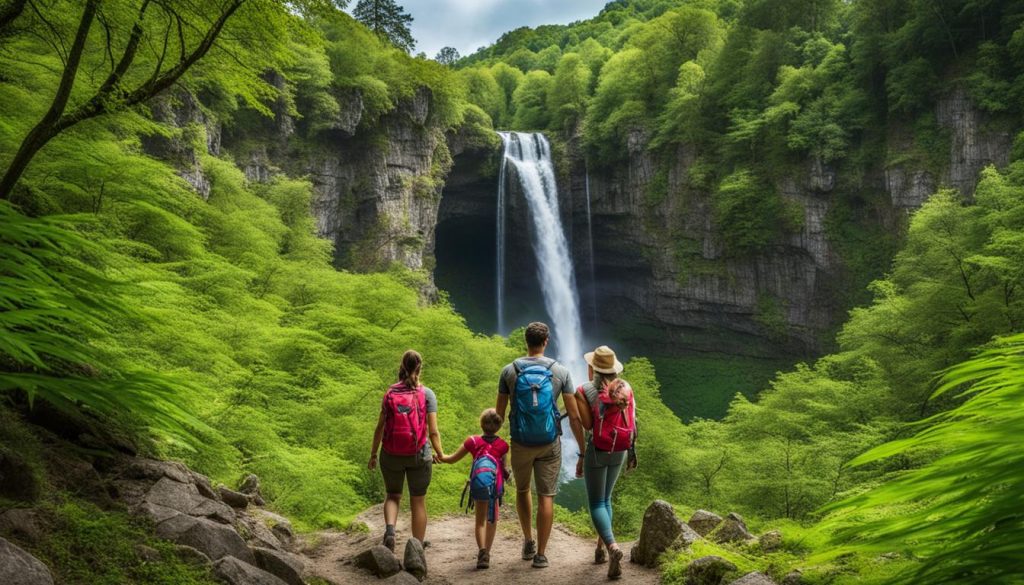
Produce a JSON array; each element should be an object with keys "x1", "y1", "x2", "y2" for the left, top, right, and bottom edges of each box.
[{"x1": 440, "y1": 408, "x2": 509, "y2": 569}]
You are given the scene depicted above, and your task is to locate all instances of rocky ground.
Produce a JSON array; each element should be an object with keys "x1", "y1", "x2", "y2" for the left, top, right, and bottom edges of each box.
[{"x1": 304, "y1": 504, "x2": 661, "y2": 585}]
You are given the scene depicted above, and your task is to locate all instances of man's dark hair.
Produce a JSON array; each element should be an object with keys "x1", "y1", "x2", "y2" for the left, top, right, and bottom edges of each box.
[{"x1": 525, "y1": 322, "x2": 550, "y2": 349}]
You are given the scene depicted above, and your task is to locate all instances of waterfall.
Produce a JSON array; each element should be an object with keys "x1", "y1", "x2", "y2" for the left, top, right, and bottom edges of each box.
[{"x1": 497, "y1": 131, "x2": 586, "y2": 479}]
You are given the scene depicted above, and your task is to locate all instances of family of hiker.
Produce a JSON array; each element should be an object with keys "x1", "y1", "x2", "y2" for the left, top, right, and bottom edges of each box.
[{"x1": 367, "y1": 322, "x2": 639, "y2": 580}]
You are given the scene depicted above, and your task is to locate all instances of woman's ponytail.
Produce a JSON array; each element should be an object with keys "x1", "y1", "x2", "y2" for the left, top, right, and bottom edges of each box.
[{"x1": 398, "y1": 349, "x2": 423, "y2": 389}]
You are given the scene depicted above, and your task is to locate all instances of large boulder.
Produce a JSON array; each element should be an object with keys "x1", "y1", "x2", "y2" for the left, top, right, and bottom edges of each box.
[
  {"x1": 213, "y1": 556, "x2": 288, "y2": 585},
  {"x1": 0, "y1": 537, "x2": 54, "y2": 585},
  {"x1": 688, "y1": 510, "x2": 724, "y2": 537},
  {"x1": 123, "y1": 459, "x2": 191, "y2": 484},
  {"x1": 0, "y1": 508, "x2": 45, "y2": 544},
  {"x1": 172, "y1": 544, "x2": 213, "y2": 569},
  {"x1": 155, "y1": 513, "x2": 255, "y2": 564},
  {"x1": 729, "y1": 572, "x2": 776, "y2": 585},
  {"x1": 253, "y1": 509, "x2": 294, "y2": 547},
  {"x1": 710, "y1": 513, "x2": 756, "y2": 544},
  {"x1": 630, "y1": 500, "x2": 701, "y2": 567},
  {"x1": 218, "y1": 486, "x2": 249, "y2": 509},
  {"x1": 354, "y1": 544, "x2": 402, "y2": 577},
  {"x1": 403, "y1": 537, "x2": 427, "y2": 581},
  {"x1": 144, "y1": 477, "x2": 235, "y2": 525},
  {"x1": 0, "y1": 452, "x2": 40, "y2": 502},
  {"x1": 759, "y1": 530, "x2": 783, "y2": 552},
  {"x1": 252, "y1": 546, "x2": 305, "y2": 585},
  {"x1": 685, "y1": 555, "x2": 738, "y2": 585}
]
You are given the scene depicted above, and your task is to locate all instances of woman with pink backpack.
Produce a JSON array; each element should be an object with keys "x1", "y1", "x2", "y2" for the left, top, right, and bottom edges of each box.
[
  {"x1": 573, "y1": 345, "x2": 638, "y2": 580},
  {"x1": 368, "y1": 350, "x2": 446, "y2": 551}
]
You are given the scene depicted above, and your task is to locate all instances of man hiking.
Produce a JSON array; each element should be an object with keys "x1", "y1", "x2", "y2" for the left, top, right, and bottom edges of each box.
[{"x1": 496, "y1": 322, "x2": 587, "y2": 569}]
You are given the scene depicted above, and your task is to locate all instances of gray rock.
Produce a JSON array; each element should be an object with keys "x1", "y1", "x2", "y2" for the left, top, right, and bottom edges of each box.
[
  {"x1": 254, "y1": 510, "x2": 294, "y2": 546},
  {"x1": 781, "y1": 570, "x2": 803, "y2": 585},
  {"x1": 252, "y1": 546, "x2": 305, "y2": 585},
  {"x1": 144, "y1": 476, "x2": 235, "y2": 524},
  {"x1": 190, "y1": 497, "x2": 236, "y2": 525},
  {"x1": 729, "y1": 571, "x2": 776, "y2": 585},
  {"x1": 239, "y1": 474, "x2": 261, "y2": 495},
  {"x1": 759, "y1": 530, "x2": 783, "y2": 552},
  {"x1": 384, "y1": 572, "x2": 422, "y2": 585},
  {"x1": 190, "y1": 471, "x2": 218, "y2": 500},
  {"x1": 0, "y1": 537, "x2": 54, "y2": 585},
  {"x1": 685, "y1": 555, "x2": 737, "y2": 585},
  {"x1": 0, "y1": 508, "x2": 45, "y2": 543},
  {"x1": 213, "y1": 556, "x2": 288, "y2": 585},
  {"x1": 0, "y1": 452, "x2": 40, "y2": 502},
  {"x1": 688, "y1": 510, "x2": 724, "y2": 537},
  {"x1": 136, "y1": 502, "x2": 181, "y2": 524},
  {"x1": 403, "y1": 537, "x2": 427, "y2": 581},
  {"x1": 134, "y1": 544, "x2": 162, "y2": 562},
  {"x1": 235, "y1": 512, "x2": 283, "y2": 551},
  {"x1": 354, "y1": 544, "x2": 402, "y2": 578},
  {"x1": 155, "y1": 513, "x2": 255, "y2": 564},
  {"x1": 172, "y1": 544, "x2": 213, "y2": 568},
  {"x1": 124, "y1": 459, "x2": 191, "y2": 484},
  {"x1": 710, "y1": 513, "x2": 756, "y2": 544},
  {"x1": 629, "y1": 500, "x2": 700, "y2": 567},
  {"x1": 219, "y1": 486, "x2": 250, "y2": 509}
]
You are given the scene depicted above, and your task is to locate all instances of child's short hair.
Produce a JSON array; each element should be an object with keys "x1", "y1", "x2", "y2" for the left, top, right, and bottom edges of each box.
[{"x1": 480, "y1": 408, "x2": 503, "y2": 434}]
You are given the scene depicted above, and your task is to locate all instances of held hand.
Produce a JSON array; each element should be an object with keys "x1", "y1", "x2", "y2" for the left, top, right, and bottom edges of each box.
[
  {"x1": 575, "y1": 457, "x2": 584, "y2": 479},
  {"x1": 626, "y1": 449, "x2": 638, "y2": 471},
  {"x1": 432, "y1": 452, "x2": 443, "y2": 464},
  {"x1": 368, "y1": 454, "x2": 378, "y2": 470}
]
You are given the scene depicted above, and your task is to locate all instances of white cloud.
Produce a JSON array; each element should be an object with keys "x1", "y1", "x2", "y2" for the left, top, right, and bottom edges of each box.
[{"x1": 400, "y1": 0, "x2": 608, "y2": 58}]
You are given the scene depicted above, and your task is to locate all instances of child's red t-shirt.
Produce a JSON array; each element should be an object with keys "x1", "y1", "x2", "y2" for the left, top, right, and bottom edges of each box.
[{"x1": 464, "y1": 434, "x2": 509, "y2": 477}]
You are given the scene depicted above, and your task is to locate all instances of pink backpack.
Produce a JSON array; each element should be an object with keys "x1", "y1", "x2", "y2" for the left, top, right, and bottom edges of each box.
[
  {"x1": 382, "y1": 383, "x2": 427, "y2": 456},
  {"x1": 591, "y1": 380, "x2": 636, "y2": 452}
]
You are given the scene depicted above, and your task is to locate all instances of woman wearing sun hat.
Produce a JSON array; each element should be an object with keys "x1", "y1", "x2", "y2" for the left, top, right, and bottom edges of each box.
[{"x1": 573, "y1": 345, "x2": 638, "y2": 580}]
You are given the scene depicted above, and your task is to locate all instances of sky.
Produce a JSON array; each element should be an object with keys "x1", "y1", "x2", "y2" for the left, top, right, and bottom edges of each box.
[{"x1": 349, "y1": 0, "x2": 610, "y2": 59}]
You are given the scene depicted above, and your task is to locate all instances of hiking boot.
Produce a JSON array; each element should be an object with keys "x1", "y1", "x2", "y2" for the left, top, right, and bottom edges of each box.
[
  {"x1": 521, "y1": 539, "x2": 537, "y2": 560},
  {"x1": 477, "y1": 548, "x2": 490, "y2": 569},
  {"x1": 608, "y1": 547, "x2": 623, "y2": 580},
  {"x1": 382, "y1": 532, "x2": 396, "y2": 552},
  {"x1": 532, "y1": 554, "x2": 549, "y2": 568},
  {"x1": 595, "y1": 547, "x2": 607, "y2": 564}
]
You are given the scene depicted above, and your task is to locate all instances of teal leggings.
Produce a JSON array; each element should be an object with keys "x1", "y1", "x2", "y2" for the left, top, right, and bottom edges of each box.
[{"x1": 583, "y1": 443, "x2": 627, "y2": 545}]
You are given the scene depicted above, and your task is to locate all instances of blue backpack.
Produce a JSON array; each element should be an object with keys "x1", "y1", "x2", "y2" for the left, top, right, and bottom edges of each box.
[
  {"x1": 509, "y1": 359, "x2": 560, "y2": 446},
  {"x1": 459, "y1": 439, "x2": 504, "y2": 523}
]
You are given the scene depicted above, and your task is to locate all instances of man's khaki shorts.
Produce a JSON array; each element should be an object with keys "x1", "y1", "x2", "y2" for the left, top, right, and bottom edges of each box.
[{"x1": 510, "y1": 438, "x2": 562, "y2": 497}]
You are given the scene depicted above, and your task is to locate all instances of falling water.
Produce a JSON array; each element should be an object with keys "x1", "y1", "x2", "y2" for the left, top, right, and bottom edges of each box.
[{"x1": 497, "y1": 131, "x2": 586, "y2": 479}]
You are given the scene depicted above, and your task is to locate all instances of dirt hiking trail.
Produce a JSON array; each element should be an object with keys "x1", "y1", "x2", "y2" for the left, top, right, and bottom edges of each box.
[{"x1": 305, "y1": 505, "x2": 662, "y2": 584}]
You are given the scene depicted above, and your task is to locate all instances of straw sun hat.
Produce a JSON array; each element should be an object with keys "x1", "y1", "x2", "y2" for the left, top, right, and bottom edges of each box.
[{"x1": 584, "y1": 345, "x2": 624, "y2": 375}]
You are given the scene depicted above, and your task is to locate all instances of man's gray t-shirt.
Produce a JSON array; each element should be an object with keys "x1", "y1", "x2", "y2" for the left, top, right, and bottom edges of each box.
[{"x1": 498, "y1": 356, "x2": 575, "y2": 401}]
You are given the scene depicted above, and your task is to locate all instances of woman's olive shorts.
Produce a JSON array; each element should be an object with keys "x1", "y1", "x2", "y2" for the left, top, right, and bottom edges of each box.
[{"x1": 380, "y1": 449, "x2": 433, "y2": 497}]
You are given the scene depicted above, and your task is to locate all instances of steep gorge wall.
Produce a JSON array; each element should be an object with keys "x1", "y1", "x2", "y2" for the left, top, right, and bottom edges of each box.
[{"x1": 559, "y1": 87, "x2": 1014, "y2": 356}]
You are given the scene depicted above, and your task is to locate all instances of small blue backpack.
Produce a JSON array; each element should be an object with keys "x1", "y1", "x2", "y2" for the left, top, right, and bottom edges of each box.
[
  {"x1": 509, "y1": 359, "x2": 560, "y2": 446},
  {"x1": 459, "y1": 438, "x2": 504, "y2": 523}
]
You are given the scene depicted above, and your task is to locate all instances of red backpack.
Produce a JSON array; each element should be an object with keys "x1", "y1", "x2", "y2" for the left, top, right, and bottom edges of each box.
[
  {"x1": 591, "y1": 380, "x2": 636, "y2": 452},
  {"x1": 382, "y1": 383, "x2": 427, "y2": 456}
]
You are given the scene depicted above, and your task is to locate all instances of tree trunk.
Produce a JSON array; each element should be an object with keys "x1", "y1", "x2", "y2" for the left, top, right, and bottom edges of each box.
[{"x1": 0, "y1": 0, "x2": 98, "y2": 200}]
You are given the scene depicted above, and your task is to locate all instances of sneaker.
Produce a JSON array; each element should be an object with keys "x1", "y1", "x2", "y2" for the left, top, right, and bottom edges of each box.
[
  {"x1": 608, "y1": 548, "x2": 623, "y2": 580},
  {"x1": 521, "y1": 539, "x2": 537, "y2": 560},
  {"x1": 532, "y1": 554, "x2": 549, "y2": 568},
  {"x1": 382, "y1": 533, "x2": 395, "y2": 552},
  {"x1": 477, "y1": 548, "x2": 490, "y2": 569},
  {"x1": 595, "y1": 547, "x2": 607, "y2": 564}
]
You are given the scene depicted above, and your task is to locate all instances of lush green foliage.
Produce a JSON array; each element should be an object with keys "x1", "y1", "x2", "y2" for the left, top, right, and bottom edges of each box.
[{"x1": 821, "y1": 333, "x2": 1024, "y2": 584}]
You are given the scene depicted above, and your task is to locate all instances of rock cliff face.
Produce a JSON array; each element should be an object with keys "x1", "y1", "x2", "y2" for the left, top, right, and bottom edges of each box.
[{"x1": 554, "y1": 88, "x2": 1013, "y2": 355}]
